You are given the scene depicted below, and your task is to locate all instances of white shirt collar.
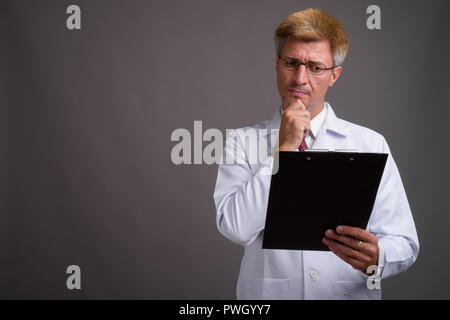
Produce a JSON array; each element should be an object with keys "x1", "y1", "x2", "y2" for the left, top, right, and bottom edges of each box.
[{"x1": 309, "y1": 103, "x2": 327, "y2": 139}]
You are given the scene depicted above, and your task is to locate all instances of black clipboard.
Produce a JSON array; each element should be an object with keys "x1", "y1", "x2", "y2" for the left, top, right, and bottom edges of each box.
[{"x1": 262, "y1": 151, "x2": 388, "y2": 251}]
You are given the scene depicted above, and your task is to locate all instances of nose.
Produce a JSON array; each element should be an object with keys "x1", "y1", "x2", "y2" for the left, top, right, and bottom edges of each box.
[{"x1": 294, "y1": 64, "x2": 308, "y2": 85}]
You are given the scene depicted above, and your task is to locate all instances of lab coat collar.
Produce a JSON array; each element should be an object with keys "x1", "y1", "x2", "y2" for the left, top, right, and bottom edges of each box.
[{"x1": 322, "y1": 102, "x2": 349, "y2": 137}]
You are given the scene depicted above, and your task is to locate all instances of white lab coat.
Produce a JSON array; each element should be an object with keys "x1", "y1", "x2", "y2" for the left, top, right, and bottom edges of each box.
[{"x1": 213, "y1": 102, "x2": 419, "y2": 300}]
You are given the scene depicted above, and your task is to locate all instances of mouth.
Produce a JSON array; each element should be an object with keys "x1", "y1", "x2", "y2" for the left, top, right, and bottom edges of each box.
[{"x1": 288, "y1": 89, "x2": 309, "y2": 97}]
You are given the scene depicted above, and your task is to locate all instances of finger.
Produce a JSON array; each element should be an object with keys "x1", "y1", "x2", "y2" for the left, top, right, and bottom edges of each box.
[
  {"x1": 294, "y1": 98, "x2": 306, "y2": 110},
  {"x1": 289, "y1": 109, "x2": 310, "y2": 119},
  {"x1": 283, "y1": 110, "x2": 310, "y2": 122},
  {"x1": 327, "y1": 244, "x2": 367, "y2": 272},
  {"x1": 282, "y1": 111, "x2": 310, "y2": 133},
  {"x1": 336, "y1": 226, "x2": 378, "y2": 244},
  {"x1": 289, "y1": 120, "x2": 310, "y2": 139},
  {"x1": 294, "y1": 118, "x2": 310, "y2": 130},
  {"x1": 325, "y1": 230, "x2": 374, "y2": 257},
  {"x1": 301, "y1": 121, "x2": 310, "y2": 136},
  {"x1": 323, "y1": 238, "x2": 372, "y2": 264},
  {"x1": 286, "y1": 98, "x2": 306, "y2": 111}
]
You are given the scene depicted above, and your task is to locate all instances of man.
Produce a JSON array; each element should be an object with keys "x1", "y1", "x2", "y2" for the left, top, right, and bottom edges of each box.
[{"x1": 213, "y1": 8, "x2": 419, "y2": 299}]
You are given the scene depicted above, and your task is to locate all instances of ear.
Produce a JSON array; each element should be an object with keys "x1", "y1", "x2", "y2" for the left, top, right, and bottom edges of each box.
[
  {"x1": 275, "y1": 55, "x2": 280, "y2": 69},
  {"x1": 329, "y1": 66, "x2": 343, "y2": 87}
]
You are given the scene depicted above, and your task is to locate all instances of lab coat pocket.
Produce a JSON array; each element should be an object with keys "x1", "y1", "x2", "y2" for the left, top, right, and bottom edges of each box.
[
  {"x1": 248, "y1": 279, "x2": 291, "y2": 300},
  {"x1": 331, "y1": 281, "x2": 381, "y2": 300}
]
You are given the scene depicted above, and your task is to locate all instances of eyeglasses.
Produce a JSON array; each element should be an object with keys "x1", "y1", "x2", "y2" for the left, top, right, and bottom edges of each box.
[{"x1": 278, "y1": 56, "x2": 337, "y2": 75}]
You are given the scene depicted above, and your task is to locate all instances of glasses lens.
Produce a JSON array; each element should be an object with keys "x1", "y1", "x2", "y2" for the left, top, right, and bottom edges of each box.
[
  {"x1": 307, "y1": 62, "x2": 326, "y2": 75},
  {"x1": 281, "y1": 58, "x2": 298, "y2": 71},
  {"x1": 280, "y1": 57, "x2": 328, "y2": 75}
]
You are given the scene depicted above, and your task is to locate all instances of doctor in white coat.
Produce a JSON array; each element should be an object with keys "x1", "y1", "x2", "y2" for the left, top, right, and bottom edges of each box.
[{"x1": 213, "y1": 8, "x2": 419, "y2": 300}]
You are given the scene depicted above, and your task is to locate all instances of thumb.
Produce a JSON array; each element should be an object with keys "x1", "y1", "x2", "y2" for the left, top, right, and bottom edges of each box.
[{"x1": 287, "y1": 98, "x2": 306, "y2": 111}]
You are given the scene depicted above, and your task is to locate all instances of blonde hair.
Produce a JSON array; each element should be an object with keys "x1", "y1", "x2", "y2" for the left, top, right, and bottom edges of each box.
[{"x1": 274, "y1": 8, "x2": 349, "y2": 66}]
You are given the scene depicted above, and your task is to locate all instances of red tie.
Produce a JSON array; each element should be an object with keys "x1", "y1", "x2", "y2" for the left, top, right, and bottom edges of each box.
[{"x1": 298, "y1": 137, "x2": 308, "y2": 151}]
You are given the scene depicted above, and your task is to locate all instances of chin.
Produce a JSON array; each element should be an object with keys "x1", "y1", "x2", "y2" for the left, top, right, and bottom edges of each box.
[{"x1": 283, "y1": 96, "x2": 309, "y2": 109}]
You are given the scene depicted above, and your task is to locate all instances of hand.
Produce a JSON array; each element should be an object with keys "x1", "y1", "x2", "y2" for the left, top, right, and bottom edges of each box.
[
  {"x1": 322, "y1": 226, "x2": 379, "y2": 274},
  {"x1": 278, "y1": 99, "x2": 310, "y2": 151}
]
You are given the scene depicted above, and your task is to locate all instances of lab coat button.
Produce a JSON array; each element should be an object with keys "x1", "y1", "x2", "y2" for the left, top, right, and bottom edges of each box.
[{"x1": 309, "y1": 269, "x2": 320, "y2": 280}]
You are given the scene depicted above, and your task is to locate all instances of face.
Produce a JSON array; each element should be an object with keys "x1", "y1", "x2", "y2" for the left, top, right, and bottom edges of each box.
[{"x1": 276, "y1": 36, "x2": 342, "y2": 117}]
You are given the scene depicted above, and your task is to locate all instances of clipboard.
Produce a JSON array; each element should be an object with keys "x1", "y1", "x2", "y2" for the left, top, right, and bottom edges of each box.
[{"x1": 262, "y1": 151, "x2": 388, "y2": 251}]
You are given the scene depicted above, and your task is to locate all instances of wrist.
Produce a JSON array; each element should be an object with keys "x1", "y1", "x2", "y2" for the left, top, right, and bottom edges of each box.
[{"x1": 279, "y1": 143, "x2": 297, "y2": 151}]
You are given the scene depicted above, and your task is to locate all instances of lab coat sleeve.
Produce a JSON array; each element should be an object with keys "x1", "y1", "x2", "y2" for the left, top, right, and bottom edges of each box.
[
  {"x1": 213, "y1": 129, "x2": 273, "y2": 247},
  {"x1": 368, "y1": 137, "x2": 420, "y2": 279}
]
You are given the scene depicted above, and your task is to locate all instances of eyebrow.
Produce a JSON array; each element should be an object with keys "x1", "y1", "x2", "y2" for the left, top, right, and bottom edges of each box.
[
  {"x1": 307, "y1": 60, "x2": 324, "y2": 65},
  {"x1": 285, "y1": 56, "x2": 325, "y2": 65}
]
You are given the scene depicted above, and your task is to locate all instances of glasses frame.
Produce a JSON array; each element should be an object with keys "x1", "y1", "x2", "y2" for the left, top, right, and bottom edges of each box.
[{"x1": 277, "y1": 55, "x2": 338, "y2": 75}]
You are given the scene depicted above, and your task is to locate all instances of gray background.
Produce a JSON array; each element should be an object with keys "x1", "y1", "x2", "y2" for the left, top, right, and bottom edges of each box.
[{"x1": 1, "y1": 0, "x2": 449, "y2": 299}]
